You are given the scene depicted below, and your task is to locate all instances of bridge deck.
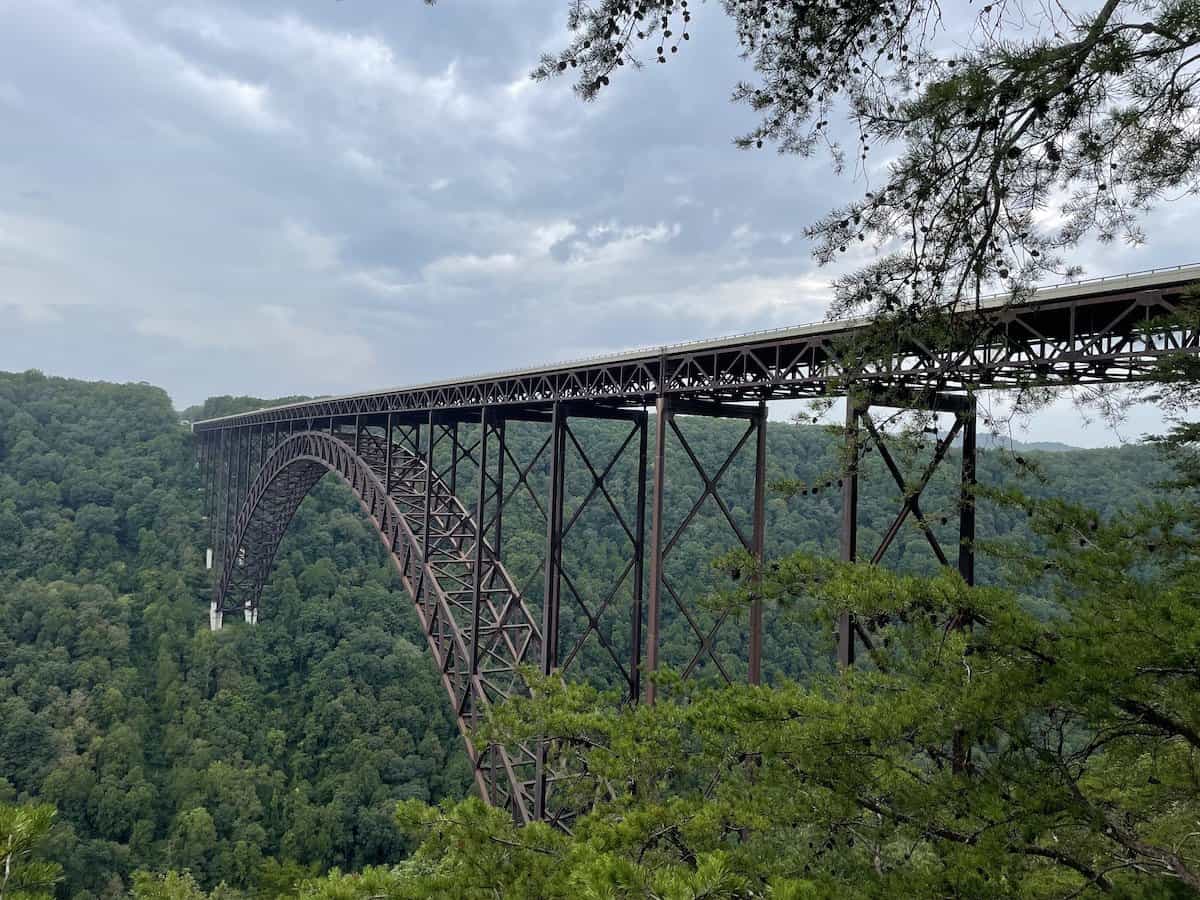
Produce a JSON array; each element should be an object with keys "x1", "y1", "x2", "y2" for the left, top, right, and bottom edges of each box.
[{"x1": 192, "y1": 262, "x2": 1200, "y2": 430}]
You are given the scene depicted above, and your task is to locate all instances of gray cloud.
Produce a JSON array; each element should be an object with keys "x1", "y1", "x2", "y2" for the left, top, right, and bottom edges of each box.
[{"x1": 0, "y1": 0, "x2": 1193, "y2": 446}]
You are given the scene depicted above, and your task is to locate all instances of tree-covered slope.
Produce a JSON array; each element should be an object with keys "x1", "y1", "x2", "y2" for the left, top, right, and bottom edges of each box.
[
  {"x1": 0, "y1": 372, "x2": 468, "y2": 897},
  {"x1": 0, "y1": 369, "x2": 1179, "y2": 896}
]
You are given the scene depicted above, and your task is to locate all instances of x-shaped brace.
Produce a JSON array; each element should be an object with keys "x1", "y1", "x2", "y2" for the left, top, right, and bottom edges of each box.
[
  {"x1": 660, "y1": 414, "x2": 760, "y2": 684},
  {"x1": 860, "y1": 411, "x2": 963, "y2": 567}
]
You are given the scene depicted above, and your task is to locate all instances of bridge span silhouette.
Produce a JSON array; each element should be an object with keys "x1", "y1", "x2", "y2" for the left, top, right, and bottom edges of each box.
[{"x1": 193, "y1": 265, "x2": 1200, "y2": 826}]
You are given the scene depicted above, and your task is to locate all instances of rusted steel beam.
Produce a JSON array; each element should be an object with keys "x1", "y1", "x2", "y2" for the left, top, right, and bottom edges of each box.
[
  {"x1": 193, "y1": 269, "x2": 1200, "y2": 433},
  {"x1": 631, "y1": 412, "x2": 648, "y2": 703},
  {"x1": 748, "y1": 401, "x2": 767, "y2": 686},
  {"x1": 958, "y1": 402, "x2": 977, "y2": 587},
  {"x1": 645, "y1": 395, "x2": 668, "y2": 705},
  {"x1": 838, "y1": 398, "x2": 862, "y2": 668}
]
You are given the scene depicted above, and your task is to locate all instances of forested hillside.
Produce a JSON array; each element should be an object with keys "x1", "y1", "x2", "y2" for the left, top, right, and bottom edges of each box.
[
  {"x1": 0, "y1": 370, "x2": 1181, "y2": 896},
  {"x1": 0, "y1": 372, "x2": 468, "y2": 896}
]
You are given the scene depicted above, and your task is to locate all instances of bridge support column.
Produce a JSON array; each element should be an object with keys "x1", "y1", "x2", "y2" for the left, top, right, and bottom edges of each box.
[
  {"x1": 630, "y1": 411, "x2": 649, "y2": 704},
  {"x1": 384, "y1": 413, "x2": 394, "y2": 494},
  {"x1": 220, "y1": 429, "x2": 231, "y2": 586},
  {"x1": 468, "y1": 409, "x2": 509, "y2": 728},
  {"x1": 210, "y1": 427, "x2": 234, "y2": 632},
  {"x1": 541, "y1": 402, "x2": 566, "y2": 679},
  {"x1": 200, "y1": 430, "x2": 217, "y2": 573},
  {"x1": 422, "y1": 412, "x2": 434, "y2": 562},
  {"x1": 448, "y1": 422, "x2": 459, "y2": 498},
  {"x1": 645, "y1": 395, "x2": 668, "y2": 705},
  {"x1": 838, "y1": 397, "x2": 863, "y2": 667},
  {"x1": 749, "y1": 399, "x2": 767, "y2": 685},
  {"x1": 488, "y1": 418, "x2": 506, "y2": 565},
  {"x1": 241, "y1": 428, "x2": 259, "y2": 629},
  {"x1": 953, "y1": 400, "x2": 977, "y2": 774},
  {"x1": 535, "y1": 402, "x2": 566, "y2": 822},
  {"x1": 958, "y1": 403, "x2": 977, "y2": 587}
]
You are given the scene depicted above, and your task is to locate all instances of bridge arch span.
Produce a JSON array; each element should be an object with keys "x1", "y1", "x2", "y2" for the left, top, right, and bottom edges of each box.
[
  {"x1": 212, "y1": 429, "x2": 539, "y2": 823},
  {"x1": 194, "y1": 265, "x2": 1200, "y2": 825}
]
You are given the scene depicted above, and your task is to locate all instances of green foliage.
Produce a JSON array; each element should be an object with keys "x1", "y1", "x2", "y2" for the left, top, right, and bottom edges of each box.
[
  {"x1": 129, "y1": 871, "x2": 216, "y2": 900},
  {"x1": 459, "y1": 481, "x2": 1200, "y2": 895},
  {"x1": 3, "y1": 368, "x2": 1195, "y2": 896},
  {"x1": 0, "y1": 803, "x2": 61, "y2": 900},
  {"x1": 0, "y1": 373, "x2": 466, "y2": 896}
]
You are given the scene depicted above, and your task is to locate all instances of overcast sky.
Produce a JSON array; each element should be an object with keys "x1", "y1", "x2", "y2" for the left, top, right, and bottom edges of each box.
[{"x1": 1, "y1": 0, "x2": 1195, "y2": 445}]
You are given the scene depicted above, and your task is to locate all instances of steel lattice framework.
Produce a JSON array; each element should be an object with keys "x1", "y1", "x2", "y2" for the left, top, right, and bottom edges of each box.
[{"x1": 193, "y1": 264, "x2": 1200, "y2": 825}]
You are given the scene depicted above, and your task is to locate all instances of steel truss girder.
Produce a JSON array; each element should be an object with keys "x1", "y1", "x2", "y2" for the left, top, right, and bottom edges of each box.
[
  {"x1": 192, "y1": 269, "x2": 1200, "y2": 826},
  {"x1": 192, "y1": 281, "x2": 1199, "y2": 433}
]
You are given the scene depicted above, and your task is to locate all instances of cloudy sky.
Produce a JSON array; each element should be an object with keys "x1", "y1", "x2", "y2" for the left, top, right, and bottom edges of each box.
[{"x1": 1, "y1": 0, "x2": 1195, "y2": 444}]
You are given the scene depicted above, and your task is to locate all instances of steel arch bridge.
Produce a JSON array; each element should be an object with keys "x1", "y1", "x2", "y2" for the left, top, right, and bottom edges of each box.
[{"x1": 193, "y1": 264, "x2": 1200, "y2": 826}]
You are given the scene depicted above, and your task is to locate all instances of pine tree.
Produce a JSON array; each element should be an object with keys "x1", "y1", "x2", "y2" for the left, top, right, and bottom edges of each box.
[{"x1": 0, "y1": 804, "x2": 60, "y2": 900}]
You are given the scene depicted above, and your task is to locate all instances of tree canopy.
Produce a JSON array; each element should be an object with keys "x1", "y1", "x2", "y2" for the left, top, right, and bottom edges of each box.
[
  {"x1": 538, "y1": 0, "x2": 1200, "y2": 315},
  {"x1": 2, "y1": 369, "x2": 1197, "y2": 896}
]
